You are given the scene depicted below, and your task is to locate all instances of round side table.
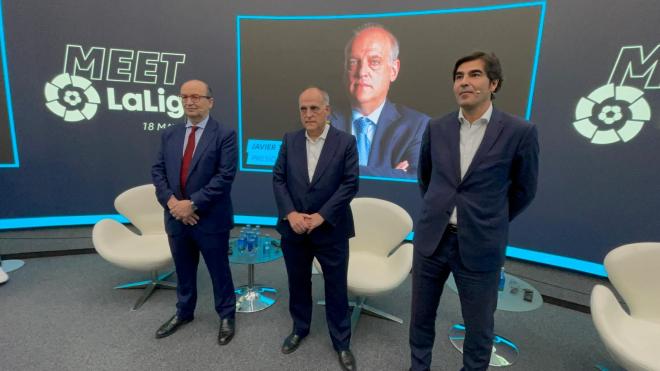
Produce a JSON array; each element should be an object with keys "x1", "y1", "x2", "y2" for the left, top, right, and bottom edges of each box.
[
  {"x1": 446, "y1": 272, "x2": 543, "y2": 367},
  {"x1": 229, "y1": 236, "x2": 283, "y2": 313}
]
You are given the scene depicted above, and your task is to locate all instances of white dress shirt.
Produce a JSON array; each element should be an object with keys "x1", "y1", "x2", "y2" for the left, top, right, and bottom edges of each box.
[
  {"x1": 449, "y1": 103, "x2": 493, "y2": 226},
  {"x1": 182, "y1": 115, "x2": 209, "y2": 155},
  {"x1": 305, "y1": 123, "x2": 330, "y2": 182}
]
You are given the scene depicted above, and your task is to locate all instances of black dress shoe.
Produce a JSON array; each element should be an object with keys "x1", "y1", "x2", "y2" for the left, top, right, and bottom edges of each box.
[
  {"x1": 281, "y1": 333, "x2": 304, "y2": 354},
  {"x1": 217, "y1": 318, "x2": 235, "y2": 345},
  {"x1": 155, "y1": 315, "x2": 192, "y2": 339},
  {"x1": 337, "y1": 349, "x2": 356, "y2": 371}
]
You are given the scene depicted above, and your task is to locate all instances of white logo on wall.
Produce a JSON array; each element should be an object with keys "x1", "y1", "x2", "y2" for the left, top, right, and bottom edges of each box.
[
  {"x1": 572, "y1": 45, "x2": 658, "y2": 144},
  {"x1": 44, "y1": 44, "x2": 186, "y2": 125},
  {"x1": 44, "y1": 73, "x2": 100, "y2": 122}
]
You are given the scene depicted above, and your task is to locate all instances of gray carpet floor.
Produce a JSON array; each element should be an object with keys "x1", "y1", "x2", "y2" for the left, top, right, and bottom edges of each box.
[{"x1": 0, "y1": 250, "x2": 621, "y2": 371}]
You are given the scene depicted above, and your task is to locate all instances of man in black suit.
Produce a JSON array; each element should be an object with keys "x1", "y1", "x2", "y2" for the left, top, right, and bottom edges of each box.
[
  {"x1": 331, "y1": 23, "x2": 429, "y2": 180},
  {"x1": 409, "y1": 52, "x2": 539, "y2": 370},
  {"x1": 273, "y1": 87, "x2": 359, "y2": 371},
  {"x1": 151, "y1": 79, "x2": 237, "y2": 345}
]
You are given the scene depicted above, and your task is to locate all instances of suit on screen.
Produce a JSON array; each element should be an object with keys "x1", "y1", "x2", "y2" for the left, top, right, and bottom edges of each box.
[{"x1": 330, "y1": 100, "x2": 429, "y2": 180}]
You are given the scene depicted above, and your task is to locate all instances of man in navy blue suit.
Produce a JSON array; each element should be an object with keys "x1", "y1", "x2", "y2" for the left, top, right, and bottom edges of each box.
[
  {"x1": 273, "y1": 87, "x2": 359, "y2": 371},
  {"x1": 151, "y1": 79, "x2": 237, "y2": 345},
  {"x1": 331, "y1": 23, "x2": 429, "y2": 180},
  {"x1": 409, "y1": 52, "x2": 539, "y2": 371}
]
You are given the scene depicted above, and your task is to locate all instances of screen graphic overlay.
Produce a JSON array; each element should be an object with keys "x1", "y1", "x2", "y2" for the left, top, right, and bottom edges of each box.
[{"x1": 238, "y1": 5, "x2": 543, "y2": 181}]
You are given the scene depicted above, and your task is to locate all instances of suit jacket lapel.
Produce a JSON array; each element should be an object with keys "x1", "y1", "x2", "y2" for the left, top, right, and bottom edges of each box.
[
  {"x1": 462, "y1": 108, "x2": 504, "y2": 182},
  {"x1": 369, "y1": 100, "x2": 399, "y2": 165},
  {"x1": 187, "y1": 118, "x2": 216, "y2": 178},
  {"x1": 447, "y1": 115, "x2": 462, "y2": 184},
  {"x1": 171, "y1": 124, "x2": 187, "y2": 191},
  {"x1": 310, "y1": 126, "x2": 339, "y2": 187},
  {"x1": 293, "y1": 129, "x2": 310, "y2": 186}
]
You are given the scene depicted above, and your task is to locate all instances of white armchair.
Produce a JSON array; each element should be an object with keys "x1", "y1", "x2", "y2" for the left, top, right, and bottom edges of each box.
[
  {"x1": 591, "y1": 242, "x2": 660, "y2": 371},
  {"x1": 316, "y1": 197, "x2": 413, "y2": 332},
  {"x1": 0, "y1": 265, "x2": 7, "y2": 284},
  {"x1": 92, "y1": 184, "x2": 175, "y2": 310}
]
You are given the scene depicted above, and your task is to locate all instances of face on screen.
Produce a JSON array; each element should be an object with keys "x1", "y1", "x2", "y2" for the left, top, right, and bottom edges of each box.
[
  {"x1": 453, "y1": 59, "x2": 498, "y2": 113},
  {"x1": 346, "y1": 27, "x2": 400, "y2": 115},
  {"x1": 180, "y1": 80, "x2": 214, "y2": 124},
  {"x1": 299, "y1": 88, "x2": 330, "y2": 137}
]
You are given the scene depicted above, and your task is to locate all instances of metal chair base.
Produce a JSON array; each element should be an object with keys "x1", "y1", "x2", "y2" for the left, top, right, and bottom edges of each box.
[
  {"x1": 448, "y1": 323, "x2": 519, "y2": 367},
  {"x1": 115, "y1": 270, "x2": 176, "y2": 310},
  {"x1": 235, "y1": 285, "x2": 278, "y2": 313},
  {"x1": 2, "y1": 259, "x2": 25, "y2": 273},
  {"x1": 318, "y1": 296, "x2": 403, "y2": 332}
]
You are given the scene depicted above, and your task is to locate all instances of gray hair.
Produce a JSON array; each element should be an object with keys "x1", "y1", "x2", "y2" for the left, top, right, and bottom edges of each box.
[
  {"x1": 300, "y1": 86, "x2": 330, "y2": 106},
  {"x1": 181, "y1": 79, "x2": 213, "y2": 97},
  {"x1": 344, "y1": 23, "x2": 400, "y2": 66}
]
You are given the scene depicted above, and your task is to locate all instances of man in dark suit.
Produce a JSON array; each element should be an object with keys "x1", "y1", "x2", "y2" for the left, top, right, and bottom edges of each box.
[
  {"x1": 409, "y1": 52, "x2": 539, "y2": 371},
  {"x1": 151, "y1": 79, "x2": 237, "y2": 345},
  {"x1": 331, "y1": 23, "x2": 429, "y2": 180},
  {"x1": 273, "y1": 87, "x2": 359, "y2": 371}
]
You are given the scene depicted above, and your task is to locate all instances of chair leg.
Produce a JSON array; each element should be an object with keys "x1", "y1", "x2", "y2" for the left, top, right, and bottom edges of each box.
[
  {"x1": 319, "y1": 296, "x2": 404, "y2": 332},
  {"x1": 157, "y1": 270, "x2": 175, "y2": 279},
  {"x1": 156, "y1": 270, "x2": 177, "y2": 289},
  {"x1": 113, "y1": 270, "x2": 176, "y2": 310},
  {"x1": 132, "y1": 281, "x2": 158, "y2": 311},
  {"x1": 360, "y1": 302, "x2": 403, "y2": 324},
  {"x1": 350, "y1": 296, "x2": 367, "y2": 333}
]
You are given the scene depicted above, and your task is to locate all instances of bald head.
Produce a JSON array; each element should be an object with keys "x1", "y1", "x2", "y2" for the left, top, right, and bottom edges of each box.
[
  {"x1": 298, "y1": 87, "x2": 331, "y2": 139},
  {"x1": 345, "y1": 23, "x2": 399, "y2": 65},
  {"x1": 344, "y1": 24, "x2": 401, "y2": 115},
  {"x1": 298, "y1": 87, "x2": 330, "y2": 106},
  {"x1": 181, "y1": 79, "x2": 212, "y2": 97}
]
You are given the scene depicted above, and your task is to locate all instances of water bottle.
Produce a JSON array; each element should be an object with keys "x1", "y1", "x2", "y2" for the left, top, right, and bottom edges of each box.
[
  {"x1": 246, "y1": 226, "x2": 256, "y2": 256},
  {"x1": 253, "y1": 225, "x2": 261, "y2": 251},
  {"x1": 261, "y1": 233, "x2": 271, "y2": 256},
  {"x1": 237, "y1": 227, "x2": 247, "y2": 255},
  {"x1": 498, "y1": 267, "x2": 506, "y2": 292}
]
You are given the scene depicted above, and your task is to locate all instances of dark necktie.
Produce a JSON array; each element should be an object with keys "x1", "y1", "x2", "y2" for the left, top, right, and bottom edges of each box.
[
  {"x1": 354, "y1": 117, "x2": 373, "y2": 166},
  {"x1": 180, "y1": 126, "x2": 198, "y2": 195}
]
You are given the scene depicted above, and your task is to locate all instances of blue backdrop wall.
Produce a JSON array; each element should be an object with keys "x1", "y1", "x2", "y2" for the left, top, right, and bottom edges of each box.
[{"x1": 0, "y1": 0, "x2": 658, "y2": 276}]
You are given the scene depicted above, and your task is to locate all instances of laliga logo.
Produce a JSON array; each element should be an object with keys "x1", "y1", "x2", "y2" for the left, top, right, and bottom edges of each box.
[
  {"x1": 44, "y1": 45, "x2": 186, "y2": 123},
  {"x1": 44, "y1": 73, "x2": 100, "y2": 122},
  {"x1": 572, "y1": 45, "x2": 657, "y2": 144},
  {"x1": 573, "y1": 84, "x2": 650, "y2": 144}
]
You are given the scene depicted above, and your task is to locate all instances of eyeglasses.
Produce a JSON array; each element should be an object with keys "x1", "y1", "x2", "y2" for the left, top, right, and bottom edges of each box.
[{"x1": 179, "y1": 94, "x2": 212, "y2": 103}]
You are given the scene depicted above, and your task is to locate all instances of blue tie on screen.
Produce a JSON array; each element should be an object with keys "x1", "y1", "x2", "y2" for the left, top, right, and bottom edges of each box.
[{"x1": 354, "y1": 116, "x2": 373, "y2": 166}]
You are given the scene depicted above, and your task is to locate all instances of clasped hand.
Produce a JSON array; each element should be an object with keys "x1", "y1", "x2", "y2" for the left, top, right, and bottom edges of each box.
[
  {"x1": 395, "y1": 160, "x2": 409, "y2": 172},
  {"x1": 167, "y1": 196, "x2": 199, "y2": 226},
  {"x1": 287, "y1": 211, "x2": 324, "y2": 234}
]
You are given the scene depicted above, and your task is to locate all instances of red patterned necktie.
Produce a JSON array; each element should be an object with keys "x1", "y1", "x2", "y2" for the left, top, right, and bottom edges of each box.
[{"x1": 180, "y1": 126, "x2": 198, "y2": 195}]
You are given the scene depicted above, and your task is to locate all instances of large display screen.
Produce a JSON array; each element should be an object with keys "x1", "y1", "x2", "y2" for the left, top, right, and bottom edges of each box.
[
  {"x1": 1, "y1": 0, "x2": 659, "y2": 276},
  {"x1": 238, "y1": 7, "x2": 540, "y2": 181}
]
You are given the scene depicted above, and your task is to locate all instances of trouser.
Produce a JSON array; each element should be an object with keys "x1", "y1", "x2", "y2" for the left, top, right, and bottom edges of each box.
[
  {"x1": 410, "y1": 227, "x2": 499, "y2": 371},
  {"x1": 282, "y1": 236, "x2": 351, "y2": 351},
  {"x1": 168, "y1": 229, "x2": 236, "y2": 320}
]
